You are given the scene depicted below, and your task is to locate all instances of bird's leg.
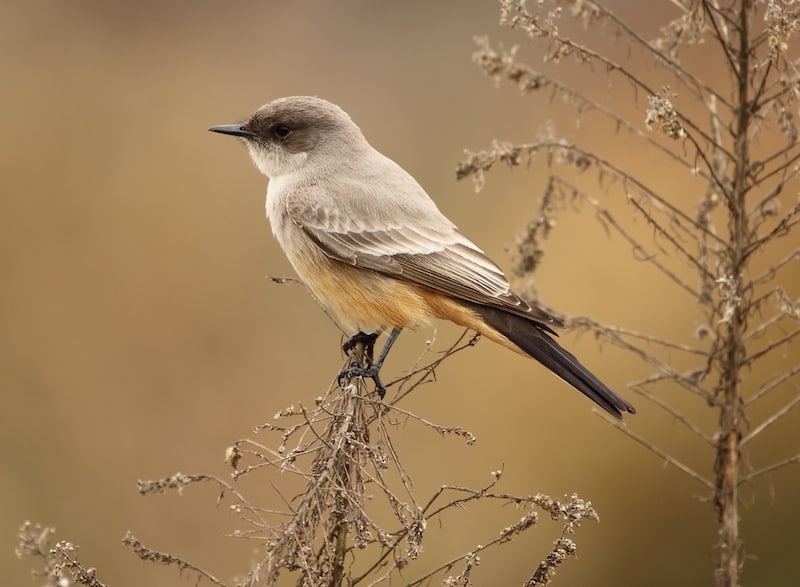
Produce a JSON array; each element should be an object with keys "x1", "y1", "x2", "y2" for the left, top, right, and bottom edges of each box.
[
  {"x1": 338, "y1": 328, "x2": 402, "y2": 399},
  {"x1": 371, "y1": 328, "x2": 400, "y2": 372}
]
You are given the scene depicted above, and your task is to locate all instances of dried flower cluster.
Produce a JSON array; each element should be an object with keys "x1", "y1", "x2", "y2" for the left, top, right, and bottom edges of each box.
[{"x1": 645, "y1": 86, "x2": 687, "y2": 139}]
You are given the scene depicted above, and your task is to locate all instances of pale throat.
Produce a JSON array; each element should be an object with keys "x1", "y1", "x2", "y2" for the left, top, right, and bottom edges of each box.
[{"x1": 247, "y1": 143, "x2": 309, "y2": 178}]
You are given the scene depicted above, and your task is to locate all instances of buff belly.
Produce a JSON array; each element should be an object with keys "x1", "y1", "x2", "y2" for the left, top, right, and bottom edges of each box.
[
  {"x1": 290, "y1": 248, "x2": 435, "y2": 334},
  {"x1": 285, "y1": 243, "x2": 521, "y2": 359}
]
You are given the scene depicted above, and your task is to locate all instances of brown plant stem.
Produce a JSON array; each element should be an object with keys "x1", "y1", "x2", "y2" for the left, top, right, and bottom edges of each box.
[{"x1": 712, "y1": 3, "x2": 752, "y2": 586}]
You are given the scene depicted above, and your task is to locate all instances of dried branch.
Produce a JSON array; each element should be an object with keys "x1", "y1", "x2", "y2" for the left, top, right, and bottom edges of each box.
[
  {"x1": 739, "y1": 454, "x2": 800, "y2": 484},
  {"x1": 124, "y1": 330, "x2": 594, "y2": 586},
  {"x1": 15, "y1": 522, "x2": 109, "y2": 587},
  {"x1": 629, "y1": 380, "x2": 714, "y2": 445},
  {"x1": 741, "y1": 391, "x2": 800, "y2": 446},
  {"x1": 123, "y1": 532, "x2": 225, "y2": 586},
  {"x1": 745, "y1": 362, "x2": 800, "y2": 406}
]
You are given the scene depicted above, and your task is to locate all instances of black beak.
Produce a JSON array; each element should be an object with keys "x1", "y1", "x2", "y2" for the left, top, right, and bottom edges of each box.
[{"x1": 208, "y1": 124, "x2": 256, "y2": 138}]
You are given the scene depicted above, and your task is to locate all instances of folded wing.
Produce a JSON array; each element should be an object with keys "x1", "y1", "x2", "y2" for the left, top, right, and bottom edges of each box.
[{"x1": 286, "y1": 187, "x2": 562, "y2": 330}]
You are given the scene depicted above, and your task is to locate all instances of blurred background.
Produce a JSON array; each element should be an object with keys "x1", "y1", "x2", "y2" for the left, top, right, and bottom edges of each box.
[{"x1": 2, "y1": 1, "x2": 798, "y2": 585}]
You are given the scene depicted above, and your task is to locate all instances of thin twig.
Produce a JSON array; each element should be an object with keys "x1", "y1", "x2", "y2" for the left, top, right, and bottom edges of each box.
[
  {"x1": 603, "y1": 414, "x2": 713, "y2": 489},
  {"x1": 741, "y1": 392, "x2": 800, "y2": 445},
  {"x1": 739, "y1": 454, "x2": 800, "y2": 484}
]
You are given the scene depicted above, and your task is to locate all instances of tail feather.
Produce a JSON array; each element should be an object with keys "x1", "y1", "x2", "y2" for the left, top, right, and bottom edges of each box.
[{"x1": 465, "y1": 303, "x2": 636, "y2": 419}]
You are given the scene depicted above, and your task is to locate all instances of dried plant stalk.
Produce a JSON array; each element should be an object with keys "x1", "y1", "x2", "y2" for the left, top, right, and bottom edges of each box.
[{"x1": 458, "y1": 1, "x2": 800, "y2": 586}]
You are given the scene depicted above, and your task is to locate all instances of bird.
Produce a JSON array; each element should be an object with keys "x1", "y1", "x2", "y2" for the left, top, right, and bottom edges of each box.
[{"x1": 209, "y1": 96, "x2": 635, "y2": 419}]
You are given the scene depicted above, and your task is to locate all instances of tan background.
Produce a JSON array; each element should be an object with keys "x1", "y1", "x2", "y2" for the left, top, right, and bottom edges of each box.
[{"x1": 2, "y1": 1, "x2": 799, "y2": 585}]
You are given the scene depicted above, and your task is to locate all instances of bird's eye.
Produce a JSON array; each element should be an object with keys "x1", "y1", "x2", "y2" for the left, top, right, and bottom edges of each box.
[{"x1": 273, "y1": 125, "x2": 292, "y2": 139}]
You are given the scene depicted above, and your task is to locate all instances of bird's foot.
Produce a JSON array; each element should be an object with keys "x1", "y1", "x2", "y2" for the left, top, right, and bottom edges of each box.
[
  {"x1": 338, "y1": 364, "x2": 387, "y2": 399},
  {"x1": 340, "y1": 331, "x2": 384, "y2": 397},
  {"x1": 339, "y1": 328, "x2": 401, "y2": 400}
]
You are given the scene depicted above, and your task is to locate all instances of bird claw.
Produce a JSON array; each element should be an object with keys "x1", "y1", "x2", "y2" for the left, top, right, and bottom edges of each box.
[
  {"x1": 339, "y1": 328, "x2": 401, "y2": 400},
  {"x1": 337, "y1": 365, "x2": 387, "y2": 399}
]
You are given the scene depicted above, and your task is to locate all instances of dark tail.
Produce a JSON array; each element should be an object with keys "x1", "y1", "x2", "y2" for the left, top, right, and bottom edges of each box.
[{"x1": 466, "y1": 303, "x2": 636, "y2": 419}]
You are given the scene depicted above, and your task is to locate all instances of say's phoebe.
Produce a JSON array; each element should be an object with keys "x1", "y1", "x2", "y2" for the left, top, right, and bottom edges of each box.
[{"x1": 210, "y1": 96, "x2": 635, "y2": 419}]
